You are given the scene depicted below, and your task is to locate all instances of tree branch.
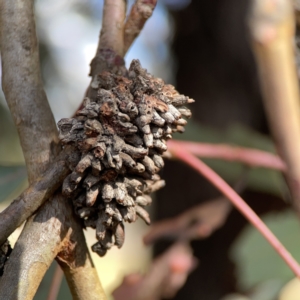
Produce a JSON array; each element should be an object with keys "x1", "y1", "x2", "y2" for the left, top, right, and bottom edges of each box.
[
  {"x1": 123, "y1": 0, "x2": 157, "y2": 55},
  {"x1": 249, "y1": 0, "x2": 300, "y2": 214},
  {"x1": 0, "y1": 0, "x2": 134, "y2": 244},
  {"x1": 89, "y1": 0, "x2": 127, "y2": 79},
  {"x1": 0, "y1": 139, "x2": 286, "y2": 246},
  {"x1": 56, "y1": 211, "x2": 107, "y2": 300},
  {"x1": 170, "y1": 145, "x2": 300, "y2": 278},
  {"x1": 0, "y1": 0, "x2": 157, "y2": 296},
  {"x1": 0, "y1": 0, "x2": 104, "y2": 298},
  {"x1": 0, "y1": 148, "x2": 71, "y2": 246},
  {"x1": 0, "y1": 194, "x2": 68, "y2": 299},
  {"x1": 100, "y1": 0, "x2": 127, "y2": 56},
  {"x1": 0, "y1": 194, "x2": 106, "y2": 300},
  {"x1": 0, "y1": 0, "x2": 59, "y2": 182},
  {"x1": 0, "y1": 0, "x2": 126, "y2": 249}
]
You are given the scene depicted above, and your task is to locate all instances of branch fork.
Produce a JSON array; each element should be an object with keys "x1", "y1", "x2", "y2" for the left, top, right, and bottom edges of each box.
[{"x1": 0, "y1": 0, "x2": 157, "y2": 298}]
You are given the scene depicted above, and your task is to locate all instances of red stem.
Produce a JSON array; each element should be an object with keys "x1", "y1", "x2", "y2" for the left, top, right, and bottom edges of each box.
[
  {"x1": 169, "y1": 143, "x2": 300, "y2": 278},
  {"x1": 168, "y1": 140, "x2": 286, "y2": 171},
  {"x1": 47, "y1": 263, "x2": 63, "y2": 300}
]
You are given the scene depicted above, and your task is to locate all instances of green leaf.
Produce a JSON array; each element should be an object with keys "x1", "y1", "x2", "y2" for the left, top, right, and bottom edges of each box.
[{"x1": 230, "y1": 209, "x2": 300, "y2": 291}]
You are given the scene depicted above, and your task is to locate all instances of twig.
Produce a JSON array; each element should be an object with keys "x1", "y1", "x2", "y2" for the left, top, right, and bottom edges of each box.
[
  {"x1": 170, "y1": 145, "x2": 300, "y2": 278},
  {"x1": 55, "y1": 202, "x2": 106, "y2": 300},
  {"x1": 249, "y1": 0, "x2": 300, "y2": 214},
  {"x1": 89, "y1": 0, "x2": 127, "y2": 79},
  {"x1": 168, "y1": 140, "x2": 286, "y2": 171},
  {"x1": 0, "y1": 0, "x2": 128, "y2": 246},
  {"x1": 123, "y1": 0, "x2": 157, "y2": 55},
  {"x1": 0, "y1": 193, "x2": 106, "y2": 300},
  {"x1": 0, "y1": 149, "x2": 71, "y2": 246},
  {"x1": 0, "y1": 194, "x2": 66, "y2": 300},
  {"x1": 99, "y1": 0, "x2": 127, "y2": 56},
  {"x1": 47, "y1": 264, "x2": 63, "y2": 300}
]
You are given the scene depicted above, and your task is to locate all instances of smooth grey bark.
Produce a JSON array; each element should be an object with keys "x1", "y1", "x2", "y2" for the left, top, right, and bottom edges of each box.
[{"x1": 0, "y1": 0, "x2": 105, "y2": 299}]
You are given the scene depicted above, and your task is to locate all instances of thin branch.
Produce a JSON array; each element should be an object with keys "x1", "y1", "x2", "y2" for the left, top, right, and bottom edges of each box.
[
  {"x1": 0, "y1": 139, "x2": 286, "y2": 246},
  {"x1": 170, "y1": 145, "x2": 300, "y2": 278},
  {"x1": 0, "y1": 0, "x2": 131, "y2": 245},
  {"x1": 0, "y1": 1, "x2": 126, "y2": 249},
  {"x1": 123, "y1": 0, "x2": 157, "y2": 55},
  {"x1": 168, "y1": 140, "x2": 286, "y2": 171},
  {"x1": 99, "y1": 0, "x2": 127, "y2": 55},
  {"x1": 0, "y1": 193, "x2": 106, "y2": 300},
  {"x1": 249, "y1": 0, "x2": 300, "y2": 215},
  {"x1": 89, "y1": 0, "x2": 127, "y2": 79},
  {"x1": 0, "y1": 194, "x2": 67, "y2": 300},
  {"x1": 47, "y1": 264, "x2": 63, "y2": 300},
  {"x1": 56, "y1": 212, "x2": 107, "y2": 300},
  {"x1": 0, "y1": 148, "x2": 70, "y2": 246}
]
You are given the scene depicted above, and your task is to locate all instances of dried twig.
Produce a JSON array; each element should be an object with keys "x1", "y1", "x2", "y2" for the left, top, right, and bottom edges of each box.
[
  {"x1": 249, "y1": 0, "x2": 300, "y2": 214},
  {"x1": 123, "y1": 0, "x2": 158, "y2": 55},
  {"x1": 168, "y1": 140, "x2": 286, "y2": 171},
  {"x1": 0, "y1": 194, "x2": 68, "y2": 300},
  {"x1": 170, "y1": 145, "x2": 300, "y2": 278}
]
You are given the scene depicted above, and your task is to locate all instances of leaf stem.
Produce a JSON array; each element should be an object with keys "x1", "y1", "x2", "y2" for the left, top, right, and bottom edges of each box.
[
  {"x1": 170, "y1": 143, "x2": 300, "y2": 278},
  {"x1": 168, "y1": 140, "x2": 286, "y2": 171}
]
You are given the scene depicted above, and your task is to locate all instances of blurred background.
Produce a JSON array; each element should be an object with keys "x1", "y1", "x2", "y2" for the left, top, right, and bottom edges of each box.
[{"x1": 1, "y1": 0, "x2": 300, "y2": 299}]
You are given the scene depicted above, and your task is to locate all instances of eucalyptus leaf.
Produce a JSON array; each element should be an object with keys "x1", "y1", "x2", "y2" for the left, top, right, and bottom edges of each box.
[{"x1": 231, "y1": 210, "x2": 300, "y2": 291}]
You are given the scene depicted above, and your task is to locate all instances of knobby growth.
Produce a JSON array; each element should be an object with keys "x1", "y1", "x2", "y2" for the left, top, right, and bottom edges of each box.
[{"x1": 57, "y1": 60, "x2": 192, "y2": 256}]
